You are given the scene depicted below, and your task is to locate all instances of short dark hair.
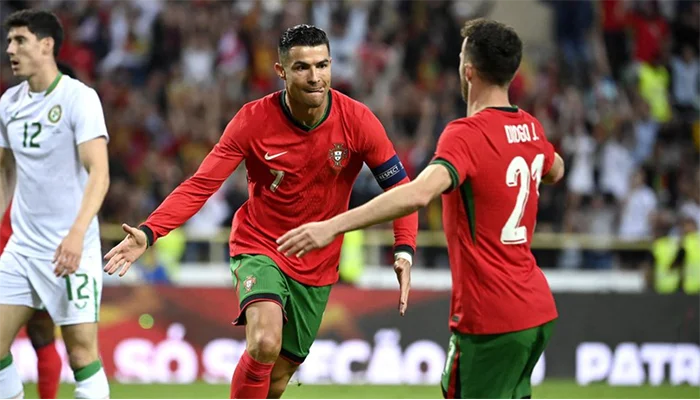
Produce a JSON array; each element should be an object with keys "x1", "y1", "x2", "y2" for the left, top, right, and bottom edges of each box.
[
  {"x1": 278, "y1": 24, "x2": 330, "y2": 60},
  {"x1": 4, "y1": 9, "x2": 64, "y2": 58},
  {"x1": 461, "y1": 19, "x2": 522, "y2": 86}
]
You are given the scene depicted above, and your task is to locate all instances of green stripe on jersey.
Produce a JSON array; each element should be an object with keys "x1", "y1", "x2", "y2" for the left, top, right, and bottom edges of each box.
[
  {"x1": 279, "y1": 90, "x2": 332, "y2": 131},
  {"x1": 460, "y1": 179, "x2": 477, "y2": 243},
  {"x1": 45, "y1": 72, "x2": 63, "y2": 96},
  {"x1": 429, "y1": 158, "x2": 476, "y2": 242},
  {"x1": 430, "y1": 159, "x2": 460, "y2": 191},
  {"x1": 93, "y1": 277, "x2": 99, "y2": 322},
  {"x1": 0, "y1": 353, "x2": 12, "y2": 370}
]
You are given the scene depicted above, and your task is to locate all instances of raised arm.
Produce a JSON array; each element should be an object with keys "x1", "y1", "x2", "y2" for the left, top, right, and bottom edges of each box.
[
  {"x1": 277, "y1": 119, "x2": 474, "y2": 255},
  {"x1": 104, "y1": 108, "x2": 252, "y2": 276},
  {"x1": 139, "y1": 114, "x2": 249, "y2": 245}
]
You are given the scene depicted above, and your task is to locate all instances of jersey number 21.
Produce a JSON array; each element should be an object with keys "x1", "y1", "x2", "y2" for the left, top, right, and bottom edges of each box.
[{"x1": 500, "y1": 154, "x2": 544, "y2": 245}]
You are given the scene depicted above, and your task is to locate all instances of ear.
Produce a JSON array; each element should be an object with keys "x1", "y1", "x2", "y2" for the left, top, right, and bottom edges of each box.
[
  {"x1": 464, "y1": 63, "x2": 474, "y2": 84},
  {"x1": 274, "y1": 62, "x2": 286, "y2": 81},
  {"x1": 41, "y1": 36, "x2": 55, "y2": 57}
]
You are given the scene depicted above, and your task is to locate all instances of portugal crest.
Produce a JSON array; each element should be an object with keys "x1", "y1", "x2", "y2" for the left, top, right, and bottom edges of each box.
[
  {"x1": 243, "y1": 275, "x2": 256, "y2": 292},
  {"x1": 328, "y1": 143, "x2": 348, "y2": 169}
]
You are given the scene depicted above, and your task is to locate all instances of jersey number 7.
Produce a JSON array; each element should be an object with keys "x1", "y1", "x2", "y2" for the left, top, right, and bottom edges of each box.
[{"x1": 500, "y1": 154, "x2": 544, "y2": 245}]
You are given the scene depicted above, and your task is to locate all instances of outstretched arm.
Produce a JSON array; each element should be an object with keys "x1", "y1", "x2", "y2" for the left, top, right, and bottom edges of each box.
[
  {"x1": 137, "y1": 140, "x2": 245, "y2": 246},
  {"x1": 104, "y1": 108, "x2": 251, "y2": 276},
  {"x1": 277, "y1": 164, "x2": 452, "y2": 257}
]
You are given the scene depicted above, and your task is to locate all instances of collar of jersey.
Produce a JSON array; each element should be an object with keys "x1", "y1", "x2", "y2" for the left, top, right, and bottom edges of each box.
[
  {"x1": 27, "y1": 72, "x2": 63, "y2": 98},
  {"x1": 279, "y1": 89, "x2": 332, "y2": 132},
  {"x1": 487, "y1": 105, "x2": 519, "y2": 113}
]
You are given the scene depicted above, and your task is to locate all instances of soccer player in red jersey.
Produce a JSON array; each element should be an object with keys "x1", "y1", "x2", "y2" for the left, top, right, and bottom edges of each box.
[
  {"x1": 278, "y1": 19, "x2": 566, "y2": 399},
  {"x1": 103, "y1": 25, "x2": 418, "y2": 399},
  {"x1": 2, "y1": 186, "x2": 61, "y2": 399}
]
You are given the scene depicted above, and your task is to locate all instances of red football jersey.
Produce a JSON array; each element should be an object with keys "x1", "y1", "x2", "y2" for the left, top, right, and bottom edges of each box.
[
  {"x1": 144, "y1": 90, "x2": 417, "y2": 286},
  {"x1": 431, "y1": 107, "x2": 558, "y2": 335}
]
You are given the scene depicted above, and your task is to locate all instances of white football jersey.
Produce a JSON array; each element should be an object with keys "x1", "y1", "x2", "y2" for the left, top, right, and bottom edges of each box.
[{"x1": 0, "y1": 73, "x2": 109, "y2": 259}]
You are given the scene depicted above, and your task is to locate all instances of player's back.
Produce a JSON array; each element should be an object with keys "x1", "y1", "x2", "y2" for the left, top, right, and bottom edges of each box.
[
  {"x1": 435, "y1": 107, "x2": 557, "y2": 335},
  {"x1": 0, "y1": 74, "x2": 108, "y2": 259}
]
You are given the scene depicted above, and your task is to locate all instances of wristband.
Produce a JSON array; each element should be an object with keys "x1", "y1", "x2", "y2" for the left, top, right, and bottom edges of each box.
[{"x1": 394, "y1": 251, "x2": 413, "y2": 266}]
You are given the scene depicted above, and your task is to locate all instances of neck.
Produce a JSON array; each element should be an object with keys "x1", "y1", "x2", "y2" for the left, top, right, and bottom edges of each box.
[
  {"x1": 466, "y1": 84, "x2": 511, "y2": 117},
  {"x1": 285, "y1": 90, "x2": 328, "y2": 127},
  {"x1": 28, "y1": 63, "x2": 60, "y2": 93}
]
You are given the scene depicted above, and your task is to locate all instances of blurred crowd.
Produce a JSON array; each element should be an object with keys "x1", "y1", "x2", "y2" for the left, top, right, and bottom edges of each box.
[{"x1": 1, "y1": 0, "x2": 698, "y2": 270}]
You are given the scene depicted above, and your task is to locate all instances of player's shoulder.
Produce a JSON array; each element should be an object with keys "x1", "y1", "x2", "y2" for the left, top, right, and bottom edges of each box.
[
  {"x1": 440, "y1": 116, "x2": 482, "y2": 141},
  {"x1": 331, "y1": 89, "x2": 372, "y2": 119},
  {"x1": 59, "y1": 75, "x2": 99, "y2": 99},
  {"x1": 237, "y1": 91, "x2": 282, "y2": 120},
  {"x1": 0, "y1": 81, "x2": 27, "y2": 109}
]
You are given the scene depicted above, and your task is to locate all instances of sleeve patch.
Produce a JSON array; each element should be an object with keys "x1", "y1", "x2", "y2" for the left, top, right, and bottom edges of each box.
[{"x1": 371, "y1": 154, "x2": 407, "y2": 189}]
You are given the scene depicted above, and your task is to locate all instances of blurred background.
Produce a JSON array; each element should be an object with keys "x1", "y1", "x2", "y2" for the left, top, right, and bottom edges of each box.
[{"x1": 1, "y1": 0, "x2": 699, "y2": 397}]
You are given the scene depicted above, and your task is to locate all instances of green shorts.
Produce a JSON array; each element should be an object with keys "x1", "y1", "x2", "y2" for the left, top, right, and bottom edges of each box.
[
  {"x1": 441, "y1": 320, "x2": 555, "y2": 399},
  {"x1": 230, "y1": 254, "x2": 331, "y2": 364}
]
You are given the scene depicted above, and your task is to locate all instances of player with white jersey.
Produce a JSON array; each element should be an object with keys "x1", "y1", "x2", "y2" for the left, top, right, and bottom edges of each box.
[{"x1": 0, "y1": 9, "x2": 110, "y2": 399}]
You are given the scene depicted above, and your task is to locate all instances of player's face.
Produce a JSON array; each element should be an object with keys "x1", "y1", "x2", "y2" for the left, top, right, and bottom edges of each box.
[
  {"x1": 276, "y1": 45, "x2": 331, "y2": 108},
  {"x1": 6, "y1": 27, "x2": 51, "y2": 78}
]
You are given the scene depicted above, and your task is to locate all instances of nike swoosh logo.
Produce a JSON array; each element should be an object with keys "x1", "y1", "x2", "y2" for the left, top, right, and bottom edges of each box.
[
  {"x1": 264, "y1": 151, "x2": 288, "y2": 160},
  {"x1": 7, "y1": 111, "x2": 20, "y2": 124}
]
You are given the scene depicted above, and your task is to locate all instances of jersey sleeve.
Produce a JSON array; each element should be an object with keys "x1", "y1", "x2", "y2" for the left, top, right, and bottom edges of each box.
[
  {"x1": 70, "y1": 87, "x2": 109, "y2": 145},
  {"x1": 141, "y1": 106, "x2": 252, "y2": 245},
  {"x1": 359, "y1": 108, "x2": 408, "y2": 188},
  {"x1": 430, "y1": 120, "x2": 479, "y2": 192},
  {"x1": 359, "y1": 107, "x2": 417, "y2": 256}
]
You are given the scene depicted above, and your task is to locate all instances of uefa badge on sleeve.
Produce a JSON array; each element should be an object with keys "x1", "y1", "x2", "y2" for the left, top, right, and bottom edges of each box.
[
  {"x1": 243, "y1": 276, "x2": 256, "y2": 293},
  {"x1": 328, "y1": 143, "x2": 348, "y2": 170}
]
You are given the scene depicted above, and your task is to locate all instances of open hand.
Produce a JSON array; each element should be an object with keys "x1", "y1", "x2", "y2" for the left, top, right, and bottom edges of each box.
[
  {"x1": 394, "y1": 257, "x2": 411, "y2": 316},
  {"x1": 277, "y1": 221, "x2": 337, "y2": 258},
  {"x1": 103, "y1": 224, "x2": 148, "y2": 277}
]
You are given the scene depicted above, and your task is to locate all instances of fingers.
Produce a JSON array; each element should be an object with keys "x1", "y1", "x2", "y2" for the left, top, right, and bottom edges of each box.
[
  {"x1": 118, "y1": 261, "x2": 132, "y2": 277},
  {"x1": 53, "y1": 245, "x2": 60, "y2": 264},
  {"x1": 277, "y1": 229, "x2": 314, "y2": 257},
  {"x1": 394, "y1": 260, "x2": 411, "y2": 316},
  {"x1": 122, "y1": 223, "x2": 136, "y2": 234},
  {"x1": 103, "y1": 252, "x2": 125, "y2": 275},
  {"x1": 104, "y1": 253, "x2": 134, "y2": 277},
  {"x1": 53, "y1": 250, "x2": 79, "y2": 277},
  {"x1": 53, "y1": 255, "x2": 64, "y2": 277},
  {"x1": 276, "y1": 230, "x2": 293, "y2": 246},
  {"x1": 399, "y1": 280, "x2": 410, "y2": 316},
  {"x1": 276, "y1": 228, "x2": 302, "y2": 253},
  {"x1": 104, "y1": 244, "x2": 118, "y2": 260},
  {"x1": 283, "y1": 238, "x2": 311, "y2": 258}
]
